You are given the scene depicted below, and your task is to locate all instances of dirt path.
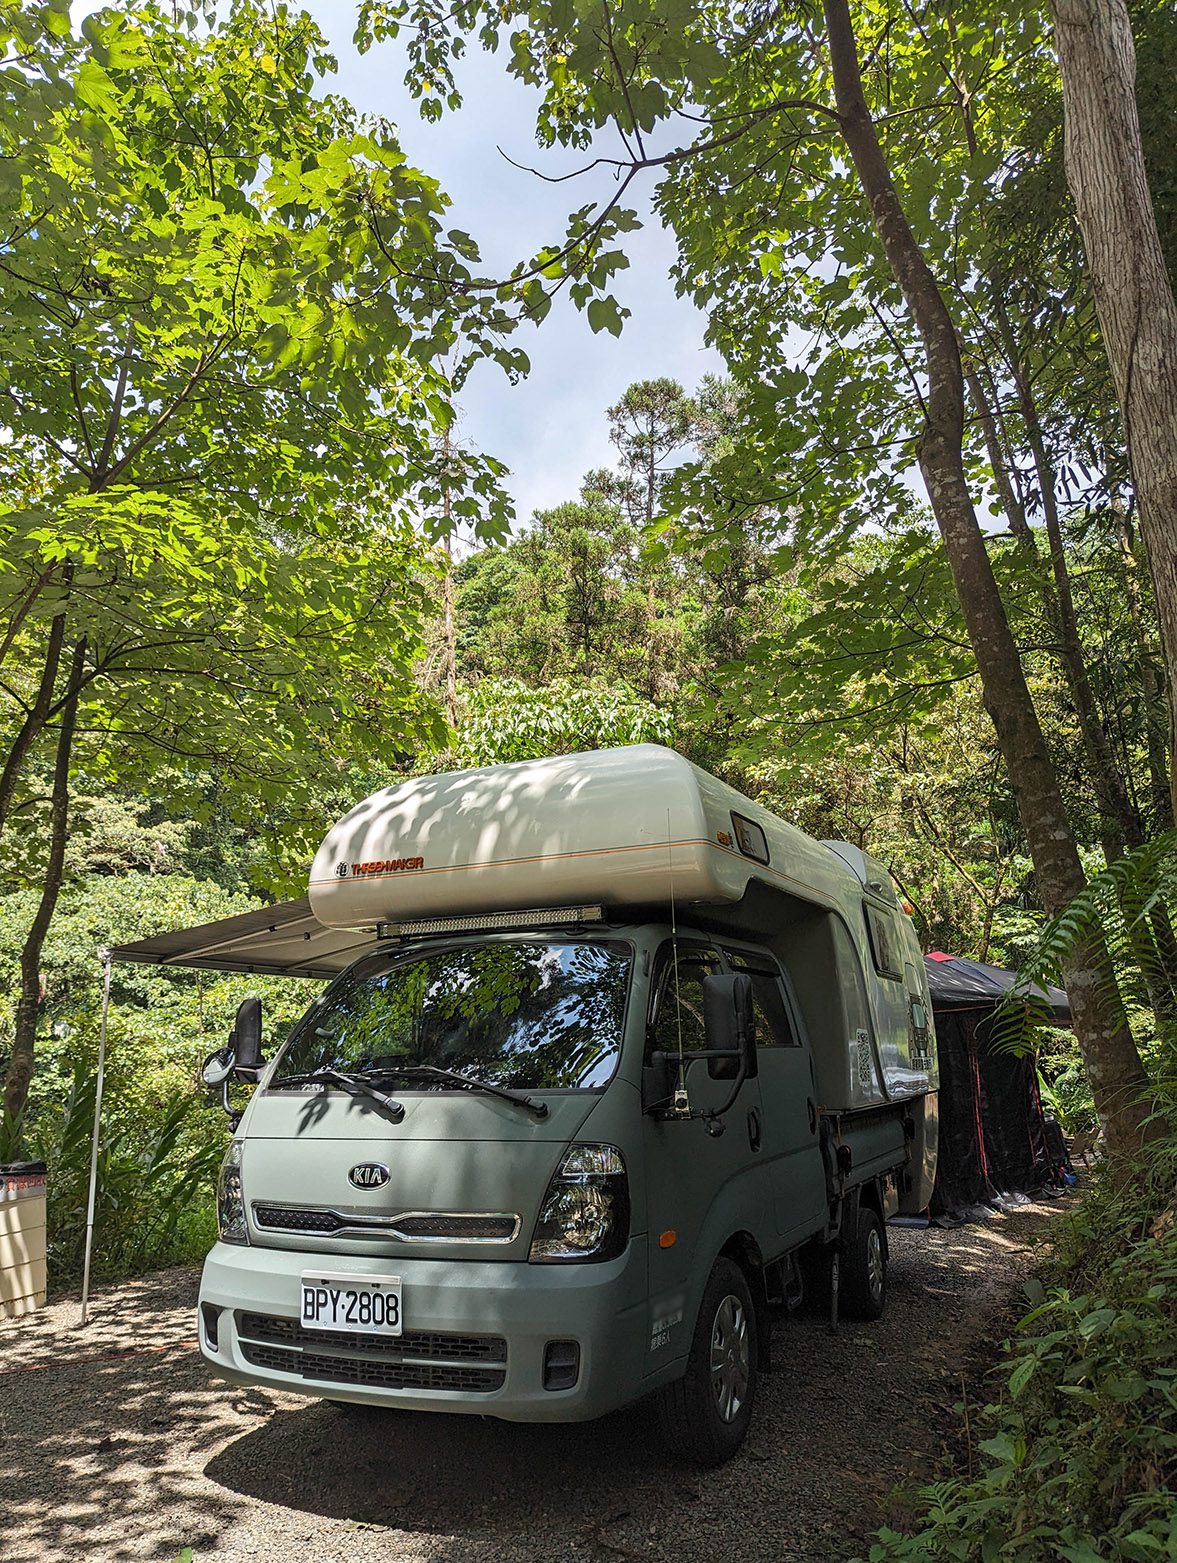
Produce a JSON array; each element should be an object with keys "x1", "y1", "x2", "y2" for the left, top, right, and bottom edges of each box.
[{"x1": 0, "y1": 1203, "x2": 1065, "y2": 1563}]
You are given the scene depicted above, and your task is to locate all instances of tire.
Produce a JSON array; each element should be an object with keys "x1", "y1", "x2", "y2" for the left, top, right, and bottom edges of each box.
[
  {"x1": 656, "y1": 1256, "x2": 758, "y2": 1467},
  {"x1": 840, "y1": 1206, "x2": 887, "y2": 1321}
]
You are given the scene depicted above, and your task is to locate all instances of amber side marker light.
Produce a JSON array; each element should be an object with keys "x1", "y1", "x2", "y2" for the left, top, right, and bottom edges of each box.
[{"x1": 659, "y1": 1230, "x2": 677, "y2": 1249}]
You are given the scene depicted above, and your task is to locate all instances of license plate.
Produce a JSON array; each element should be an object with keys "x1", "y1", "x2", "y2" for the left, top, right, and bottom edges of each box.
[{"x1": 300, "y1": 1272, "x2": 402, "y2": 1336}]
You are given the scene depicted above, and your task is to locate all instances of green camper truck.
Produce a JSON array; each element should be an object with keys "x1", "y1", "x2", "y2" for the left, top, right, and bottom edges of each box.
[{"x1": 190, "y1": 746, "x2": 937, "y2": 1465}]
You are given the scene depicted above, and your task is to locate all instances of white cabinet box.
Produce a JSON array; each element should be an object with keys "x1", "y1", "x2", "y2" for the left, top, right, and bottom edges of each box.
[{"x1": 0, "y1": 1162, "x2": 47, "y2": 1319}]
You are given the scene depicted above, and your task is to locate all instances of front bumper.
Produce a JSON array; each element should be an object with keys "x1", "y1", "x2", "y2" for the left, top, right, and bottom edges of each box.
[{"x1": 198, "y1": 1237, "x2": 651, "y2": 1423}]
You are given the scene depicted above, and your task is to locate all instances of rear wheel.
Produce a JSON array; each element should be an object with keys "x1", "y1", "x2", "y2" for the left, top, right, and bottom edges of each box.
[
  {"x1": 840, "y1": 1206, "x2": 887, "y2": 1321},
  {"x1": 656, "y1": 1256, "x2": 757, "y2": 1466}
]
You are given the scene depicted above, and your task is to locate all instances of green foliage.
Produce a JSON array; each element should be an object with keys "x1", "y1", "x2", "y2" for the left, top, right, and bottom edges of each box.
[
  {"x1": 448, "y1": 677, "x2": 673, "y2": 767},
  {"x1": 35, "y1": 1055, "x2": 222, "y2": 1282},
  {"x1": 862, "y1": 1171, "x2": 1177, "y2": 1563},
  {"x1": 0, "y1": 0, "x2": 520, "y2": 848},
  {"x1": 0, "y1": 865, "x2": 316, "y2": 1279},
  {"x1": 455, "y1": 496, "x2": 689, "y2": 698},
  {"x1": 1001, "y1": 832, "x2": 1177, "y2": 1048}
]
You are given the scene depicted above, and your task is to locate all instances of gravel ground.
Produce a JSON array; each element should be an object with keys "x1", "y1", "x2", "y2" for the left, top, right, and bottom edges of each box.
[{"x1": 0, "y1": 1202, "x2": 1066, "y2": 1563}]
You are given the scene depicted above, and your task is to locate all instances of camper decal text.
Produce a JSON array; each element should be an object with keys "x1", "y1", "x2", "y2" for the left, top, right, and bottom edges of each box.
[{"x1": 335, "y1": 857, "x2": 425, "y2": 878}]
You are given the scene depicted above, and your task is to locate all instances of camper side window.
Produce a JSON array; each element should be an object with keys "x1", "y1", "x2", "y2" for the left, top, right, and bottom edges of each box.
[
  {"x1": 864, "y1": 904, "x2": 903, "y2": 980},
  {"x1": 648, "y1": 949, "x2": 722, "y2": 1062}
]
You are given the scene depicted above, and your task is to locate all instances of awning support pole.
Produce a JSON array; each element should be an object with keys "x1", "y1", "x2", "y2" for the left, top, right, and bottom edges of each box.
[{"x1": 80, "y1": 947, "x2": 112, "y2": 1327}]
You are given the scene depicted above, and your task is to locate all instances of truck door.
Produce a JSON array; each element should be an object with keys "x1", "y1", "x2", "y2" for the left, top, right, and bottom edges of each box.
[
  {"x1": 642, "y1": 943, "x2": 772, "y2": 1362},
  {"x1": 726, "y1": 950, "x2": 830, "y2": 1254}
]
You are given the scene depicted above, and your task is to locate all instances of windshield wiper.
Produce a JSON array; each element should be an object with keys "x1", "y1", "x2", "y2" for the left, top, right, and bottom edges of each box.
[
  {"x1": 369, "y1": 1062, "x2": 549, "y2": 1120},
  {"x1": 271, "y1": 1068, "x2": 406, "y2": 1122}
]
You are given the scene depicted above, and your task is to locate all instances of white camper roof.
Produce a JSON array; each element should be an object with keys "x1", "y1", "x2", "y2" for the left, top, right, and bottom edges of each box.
[{"x1": 309, "y1": 744, "x2": 867, "y2": 932}]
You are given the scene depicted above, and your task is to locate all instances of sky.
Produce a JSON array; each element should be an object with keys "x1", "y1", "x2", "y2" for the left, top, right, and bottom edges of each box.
[{"x1": 304, "y1": 0, "x2": 725, "y2": 526}]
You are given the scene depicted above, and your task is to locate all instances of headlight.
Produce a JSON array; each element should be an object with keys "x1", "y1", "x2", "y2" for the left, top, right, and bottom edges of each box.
[
  {"x1": 216, "y1": 1139, "x2": 249, "y2": 1245},
  {"x1": 529, "y1": 1144, "x2": 629, "y2": 1263}
]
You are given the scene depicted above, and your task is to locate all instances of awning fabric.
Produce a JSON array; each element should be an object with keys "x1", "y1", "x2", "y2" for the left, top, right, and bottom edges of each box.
[
  {"x1": 924, "y1": 951, "x2": 1071, "y2": 1024},
  {"x1": 110, "y1": 897, "x2": 380, "y2": 980}
]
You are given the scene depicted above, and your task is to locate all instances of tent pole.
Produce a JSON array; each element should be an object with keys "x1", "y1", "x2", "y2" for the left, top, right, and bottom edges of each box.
[{"x1": 80, "y1": 947, "x2": 112, "y2": 1327}]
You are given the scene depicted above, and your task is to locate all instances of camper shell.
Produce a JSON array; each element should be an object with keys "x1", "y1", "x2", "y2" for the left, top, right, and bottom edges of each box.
[{"x1": 191, "y1": 746, "x2": 937, "y2": 1464}]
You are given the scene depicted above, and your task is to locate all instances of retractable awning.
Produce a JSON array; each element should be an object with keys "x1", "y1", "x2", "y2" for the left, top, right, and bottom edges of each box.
[{"x1": 110, "y1": 896, "x2": 381, "y2": 980}]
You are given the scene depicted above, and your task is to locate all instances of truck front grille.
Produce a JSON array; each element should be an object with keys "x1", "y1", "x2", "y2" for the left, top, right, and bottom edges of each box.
[
  {"x1": 250, "y1": 1204, "x2": 519, "y2": 1242},
  {"x1": 234, "y1": 1312, "x2": 507, "y2": 1394}
]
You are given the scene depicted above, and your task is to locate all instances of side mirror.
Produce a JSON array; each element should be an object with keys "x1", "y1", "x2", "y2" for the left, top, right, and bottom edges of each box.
[
  {"x1": 201, "y1": 1046, "x2": 235, "y2": 1088},
  {"x1": 232, "y1": 996, "x2": 264, "y2": 1078},
  {"x1": 703, "y1": 973, "x2": 756, "y2": 1080}
]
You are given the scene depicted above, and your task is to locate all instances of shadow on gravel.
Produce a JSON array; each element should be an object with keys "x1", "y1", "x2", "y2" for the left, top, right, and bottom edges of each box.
[
  {"x1": 1, "y1": 1209, "x2": 1066, "y2": 1563},
  {"x1": 202, "y1": 1215, "x2": 1062, "y2": 1562},
  {"x1": 204, "y1": 1395, "x2": 684, "y2": 1543},
  {"x1": 0, "y1": 1268, "x2": 259, "y2": 1563}
]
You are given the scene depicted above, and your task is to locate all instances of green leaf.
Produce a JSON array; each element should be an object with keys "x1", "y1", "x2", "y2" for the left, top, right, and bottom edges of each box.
[
  {"x1": 1008, "y1": 1356, "x2": 1036, "y2": 1398},
  {"x1": 75, "y1": 60, "x2": 119, "y2": 114},
  {"x1": 586, "y1": 295, "x2": 623, "y2": 337}
]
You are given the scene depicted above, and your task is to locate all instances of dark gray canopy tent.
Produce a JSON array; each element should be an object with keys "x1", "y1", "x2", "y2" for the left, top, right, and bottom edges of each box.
[
  {"x1": 923, "y1": 952, "x2": 1071, "y2": 1024},
  {"x1": 923, "y1": 952, "x2": 1072, "y2": 1219}
]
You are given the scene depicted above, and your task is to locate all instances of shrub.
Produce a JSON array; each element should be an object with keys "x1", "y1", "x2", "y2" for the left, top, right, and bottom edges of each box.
[
  {"x1": 32, "y1": 1056, "x2": 223, "y2": 1283},
  {"x1": 862, "y1": 1179, "x2": 1177, "y2": 1562}
]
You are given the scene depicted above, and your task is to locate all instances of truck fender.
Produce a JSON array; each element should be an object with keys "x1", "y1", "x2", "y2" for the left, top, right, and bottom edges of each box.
[{"x1": 681, "y1": 1205, "x2": 775, "y2": 1379}]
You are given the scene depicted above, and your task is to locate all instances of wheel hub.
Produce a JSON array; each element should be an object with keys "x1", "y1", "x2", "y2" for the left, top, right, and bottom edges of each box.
[
  {"x1": 709, "y1": 1293, "x2": 750, "y2": 1424},
  {"x1": 867, "y1": 1227, "x2": 884, "y2": 1301}
]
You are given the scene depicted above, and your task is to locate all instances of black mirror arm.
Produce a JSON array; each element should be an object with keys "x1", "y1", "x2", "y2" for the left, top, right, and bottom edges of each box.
[{"x1": 699, "y1": 1051, "x2": 750, "y2": 1136}]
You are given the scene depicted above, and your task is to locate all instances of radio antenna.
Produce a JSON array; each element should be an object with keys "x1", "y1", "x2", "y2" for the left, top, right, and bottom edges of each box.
[{"x1": 667, "y1": 808, "x2": 690, "y2": 1117}]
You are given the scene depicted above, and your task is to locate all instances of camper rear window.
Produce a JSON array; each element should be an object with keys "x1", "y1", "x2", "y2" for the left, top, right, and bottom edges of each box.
[{"x1": 272, "y1": 939, "x2": 632, "y2": 1092}]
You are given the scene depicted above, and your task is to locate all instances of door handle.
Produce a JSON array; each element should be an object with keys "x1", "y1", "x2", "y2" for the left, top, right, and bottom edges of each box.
[
  {"x1": 807, "y1": 1098, "x2": 818, "y2": 1134},
  {"x1": 747, "y1": 1107, "x2": 762, "y2": 1152}
]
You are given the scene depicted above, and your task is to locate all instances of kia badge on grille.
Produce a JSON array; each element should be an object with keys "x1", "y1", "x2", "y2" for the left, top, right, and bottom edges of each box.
[{"x1": 349, "y1": 1162, "x2": 390, "y2": 1190}]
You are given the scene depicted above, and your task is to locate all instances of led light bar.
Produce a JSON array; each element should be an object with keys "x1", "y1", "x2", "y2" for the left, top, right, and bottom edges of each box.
[{"x1": 376, "y1": 905, "x2": 606, "y2": 940}]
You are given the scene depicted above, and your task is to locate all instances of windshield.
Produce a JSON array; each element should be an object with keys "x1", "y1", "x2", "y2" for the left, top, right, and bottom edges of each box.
[{"x1": 272, "y1": 939, "x2": 632, "y2": 1091}]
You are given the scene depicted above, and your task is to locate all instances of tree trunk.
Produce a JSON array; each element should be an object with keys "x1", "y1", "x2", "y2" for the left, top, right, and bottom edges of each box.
[
  {"x1": 822, "y1": 0, "x2": 1160, "y2": 1165},
  {"x1": 965, "y1": 368, "x2": 1039, "y2": 558},
  {"x1": 1050, "y1": 0, "x2": 1177, "y2": 819},
  {"x1": 1113, "y1": 505, "x2": 1172, "y2": 828},
  {"x1": 442, "y1": 556, "x2": 458, "y2": 729},
  {"x1": 441, "y1": 484, "x2": 458, "y2": 730},
  {"x1": 993, "y1": 299, "x2": 1143, "y2": 849},
  {"x1": 0, "y1": 603, "x2": 66, "y2": 844},
  {"x1": 4, "y1": 637, "x2": 87, "y2": 1124}
]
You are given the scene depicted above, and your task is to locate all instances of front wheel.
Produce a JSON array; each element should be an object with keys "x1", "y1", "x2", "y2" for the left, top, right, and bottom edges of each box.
[{"x1": 656, "y1": 1256, "x2": 758, "y2": 1466}]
